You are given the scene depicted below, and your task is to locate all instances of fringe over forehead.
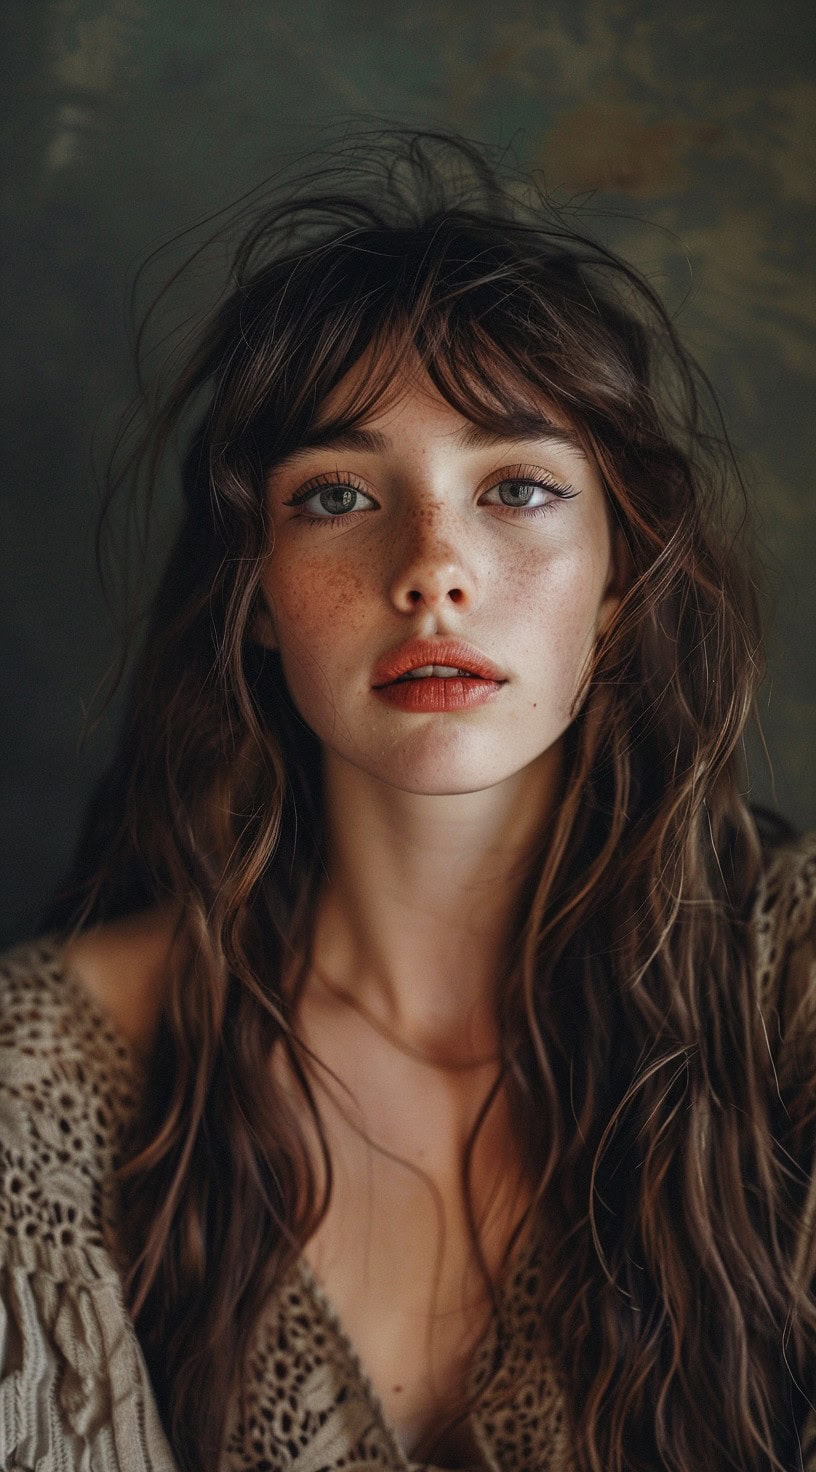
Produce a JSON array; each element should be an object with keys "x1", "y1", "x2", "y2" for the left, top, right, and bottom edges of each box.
[{"x1": 197, "y1": 212, "x2": 656, "y2": 489}]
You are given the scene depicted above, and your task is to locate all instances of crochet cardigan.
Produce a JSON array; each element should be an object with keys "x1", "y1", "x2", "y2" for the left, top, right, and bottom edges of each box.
[{"x1": 2, "y1": 834, "x2": 816, "y2": 1471}]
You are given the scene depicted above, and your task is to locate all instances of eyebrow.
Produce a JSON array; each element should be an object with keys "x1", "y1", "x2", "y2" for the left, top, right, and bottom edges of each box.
[{"x1": 276, "y1": 412, "x2": 588, "y2": 464}]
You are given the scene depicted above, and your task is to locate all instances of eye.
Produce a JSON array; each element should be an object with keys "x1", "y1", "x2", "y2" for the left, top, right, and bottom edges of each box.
[
  {"x1": 282, "y1": 472, "x2": 377, "y2": 522},
  {"x1": 479, "y1": 467, "x2": 579, "y2": 517}
]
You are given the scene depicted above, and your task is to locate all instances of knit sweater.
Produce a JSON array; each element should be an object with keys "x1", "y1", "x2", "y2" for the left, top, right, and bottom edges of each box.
[{"x1": 2, "y1": 834, "x2": 816, "y2": 1471}]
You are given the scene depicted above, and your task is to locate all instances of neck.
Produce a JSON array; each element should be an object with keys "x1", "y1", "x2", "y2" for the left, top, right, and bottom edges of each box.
[{"x1": 309, "y1": 741, "x2": 564, "y2": 1054}]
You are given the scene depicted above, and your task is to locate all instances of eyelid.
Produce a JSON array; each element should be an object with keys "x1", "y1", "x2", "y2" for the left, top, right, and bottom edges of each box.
[
  {"x1": 474, "y1": 465, "x2": 574, "y2": 512},
  {"x1": 282, "y1": 463, "x2": 574, "y2": 506},
  {"x1": 281, "y1": 470, "x2": 379, "y2": 508},
  {"x1": 476, "y1": 462, "x2": 575, "y2": 498}
]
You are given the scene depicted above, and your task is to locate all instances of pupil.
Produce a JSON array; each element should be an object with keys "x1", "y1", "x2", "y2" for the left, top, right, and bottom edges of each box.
[
  {"x1": 500, "y1": 482, "x2": 533, "y2": 506},
  {"x1": 321, "y1": 487, "x2": 356, "y2": 513}
]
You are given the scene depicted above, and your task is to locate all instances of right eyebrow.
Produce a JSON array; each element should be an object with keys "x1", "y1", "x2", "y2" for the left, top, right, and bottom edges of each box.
[{"x1": 280, "y1": 426, "x2": 391, "y2": 461}]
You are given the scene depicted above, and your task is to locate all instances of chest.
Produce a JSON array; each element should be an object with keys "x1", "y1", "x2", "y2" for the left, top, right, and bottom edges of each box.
[
  {"x1": 303, "y1": 1171, "x2": 492, "y2": 1462},
  {"x1": 292, "y1": 1051, "x2": 531, "y2": 1464}
]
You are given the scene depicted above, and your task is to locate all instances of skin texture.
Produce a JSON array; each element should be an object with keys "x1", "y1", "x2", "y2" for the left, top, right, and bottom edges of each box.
[{"x1": 261, "y1": 364, "x2": 621, "y2": 806}]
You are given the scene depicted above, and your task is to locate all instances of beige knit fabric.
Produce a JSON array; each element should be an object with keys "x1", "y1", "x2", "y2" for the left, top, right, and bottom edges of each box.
[{"x1": 2, "y1": 833, "x2": 816, "y2": 1471}]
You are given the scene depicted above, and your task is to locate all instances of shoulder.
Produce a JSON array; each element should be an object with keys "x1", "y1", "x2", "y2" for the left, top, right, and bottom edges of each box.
[
  {"x1": 749, "y1": 831, "x2": 816, "y2": 989},
  {"x1": 0, "y1": 907, "x2": 180, "y2": 1244},
  {"x1": 59, "y1": 905, "x2": 179, "y2": 1063},
  {"x1": 0, "y1": 906, "x2": 184, "y2": 1255},
  {"x1": 0, "y1": 932, "x2": 147, "y2": 1267},
  {"x1": 747, "y1": 829, "x2": 816, "y2": 1084},
  {"x1": 751, "y1": 829, "x2": 816, "y2": 937},
  {"x1": 0, "y1": 934, "x2": 181, "y2": 1469}
]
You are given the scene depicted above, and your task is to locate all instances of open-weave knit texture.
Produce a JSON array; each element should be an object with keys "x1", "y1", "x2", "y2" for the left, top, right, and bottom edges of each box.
[{"x1": 2, "y1": 833, "x2": 816, "y2": 1470}]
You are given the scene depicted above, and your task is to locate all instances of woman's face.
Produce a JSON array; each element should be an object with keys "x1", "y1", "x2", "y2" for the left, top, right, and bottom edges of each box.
[{"x1": 260, "y1": 358, "x2": 623, "y2": 797}]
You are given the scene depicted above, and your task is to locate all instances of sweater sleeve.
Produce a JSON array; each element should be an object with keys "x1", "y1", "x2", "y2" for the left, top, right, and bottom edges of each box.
[
  {"x1": 0, "y1": 938, "x2": 180, "y2": 1472},
  {"x1": 753, "y1": 835, "x2": 816, "y2": 1469}
]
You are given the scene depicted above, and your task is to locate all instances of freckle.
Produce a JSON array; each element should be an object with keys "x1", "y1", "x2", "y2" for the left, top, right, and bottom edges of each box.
[
  {"x1": 393, "y1": 1384, "x2": 403, "y2": 1393},
  {"x1": 298, "y1": 557, "x2": 367, "y2": 609}
]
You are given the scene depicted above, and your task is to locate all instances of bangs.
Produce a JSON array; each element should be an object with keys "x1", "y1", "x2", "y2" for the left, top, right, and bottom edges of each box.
[
  {"x1": 247, "y1": 225, "x2": 602, "y2": 472},
  {"x1": 282, "y1": 335, "x2": 590, "y2": 460}
]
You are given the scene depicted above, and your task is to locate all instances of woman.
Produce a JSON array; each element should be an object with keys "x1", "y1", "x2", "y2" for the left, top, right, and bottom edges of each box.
[{"x1": 1, "y1": 129, "x2": 815, "y2": 1472}]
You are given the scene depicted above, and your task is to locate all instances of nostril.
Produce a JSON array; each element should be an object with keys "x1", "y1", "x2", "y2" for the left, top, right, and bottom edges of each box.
[{"x1": 404, "y1": 586, "x2": 464, "y2": 607}]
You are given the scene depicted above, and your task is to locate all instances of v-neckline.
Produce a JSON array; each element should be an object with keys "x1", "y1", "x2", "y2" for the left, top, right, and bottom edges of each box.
[
  {"x1": 293, "y1": 1233, "x2": 535, "y2": 1472},
  {"x1": 294, "y1": 1252, "x2": 477, "y2": 1470}
]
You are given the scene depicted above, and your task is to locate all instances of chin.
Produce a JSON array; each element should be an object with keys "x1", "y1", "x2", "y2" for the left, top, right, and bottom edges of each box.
[
  {"x1": 384, "y1": 771, "x2": 501, "y2": 797},
  {"x1": 342, "y1": 742, "x2": 548, "y2": 797}
]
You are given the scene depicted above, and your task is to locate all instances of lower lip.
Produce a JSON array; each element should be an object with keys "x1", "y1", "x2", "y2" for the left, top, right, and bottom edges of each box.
[{"x1": 372, "y1": 676, "x2": 505, "y2": 712}]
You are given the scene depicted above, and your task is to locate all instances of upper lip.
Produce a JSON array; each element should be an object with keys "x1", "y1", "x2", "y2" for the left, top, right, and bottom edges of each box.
[{"x1": 372, "y1": 638, "x2": 507, "y2": 687}]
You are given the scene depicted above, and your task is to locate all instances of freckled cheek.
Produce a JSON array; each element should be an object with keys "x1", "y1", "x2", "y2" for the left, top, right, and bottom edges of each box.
[
  {"x1": 261, "y1": 551, "x2": 370, "y2": 648},
  {"x1": 506, "y1": 538, "x2": 608, "y2": 618},
  {"x1": 507, "y1": 542, "x2": 610, "y2": 682}
]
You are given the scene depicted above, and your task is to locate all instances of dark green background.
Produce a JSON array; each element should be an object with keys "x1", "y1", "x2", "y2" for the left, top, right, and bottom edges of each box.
[{"x1": 2, "y1": 1, "x2": 814, "y2": 946}]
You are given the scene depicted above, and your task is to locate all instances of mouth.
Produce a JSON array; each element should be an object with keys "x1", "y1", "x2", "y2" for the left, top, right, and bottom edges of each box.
[
  {"x1": 392, "y1": 664, "x2": 487, "y2": 683},
  {"x1": 372, "y1": 640, "x2": 507, "y2": 688}
]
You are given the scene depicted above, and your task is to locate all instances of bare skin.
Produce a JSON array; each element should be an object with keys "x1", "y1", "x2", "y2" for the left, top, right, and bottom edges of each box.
[
  {"x1": 62, "y1": 906, "x2": 178, "y2": 1068},
  {"x1": 63, "y1": 358, "x2": 625, "y2": 1464}
]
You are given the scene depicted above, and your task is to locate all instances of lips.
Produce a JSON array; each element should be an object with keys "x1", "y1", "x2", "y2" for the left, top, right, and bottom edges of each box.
[{"x1": 371, "y1": 638, "x2": 507, "y2": 687}]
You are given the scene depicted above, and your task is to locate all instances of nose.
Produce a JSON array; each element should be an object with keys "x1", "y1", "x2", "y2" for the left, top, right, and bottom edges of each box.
[{"x1": 387, "y1": 502, "x2": 478, "y2": 614}]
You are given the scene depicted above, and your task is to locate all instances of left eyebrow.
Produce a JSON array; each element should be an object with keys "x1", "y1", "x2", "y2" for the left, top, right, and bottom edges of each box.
[
  {"x1": 455, "y1": 418, "x2": 588, "y2": 458},
  {"x1": 275, "y1": 413, "x2": 588, "y2": 464}
]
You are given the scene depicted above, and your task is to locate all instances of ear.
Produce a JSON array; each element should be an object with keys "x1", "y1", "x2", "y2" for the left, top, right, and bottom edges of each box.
[
  {"x1": 597, "y1": 523, "x2": 632, "y2": 635},
  {"x1": 250, "y1": 595, "x2": 278, "y2": 650}
]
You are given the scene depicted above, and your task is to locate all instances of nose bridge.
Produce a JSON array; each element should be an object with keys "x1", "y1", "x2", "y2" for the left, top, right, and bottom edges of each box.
[
  {"x1": 388, "y1": 489, "x2": 474, "y2": 610},
  {"x1": 402, "y1": 491, "x2": 458, "y2": 557}
]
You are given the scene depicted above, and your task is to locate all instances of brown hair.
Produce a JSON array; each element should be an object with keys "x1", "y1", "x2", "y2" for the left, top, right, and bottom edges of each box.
[{"x1": 49, "y1": 129, "x2": 816, "y2": 1470}]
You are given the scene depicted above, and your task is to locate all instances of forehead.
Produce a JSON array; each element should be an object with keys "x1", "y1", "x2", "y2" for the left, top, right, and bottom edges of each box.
[{"x1": 294, "y1": 351, "x2": 591, "y2": 461}]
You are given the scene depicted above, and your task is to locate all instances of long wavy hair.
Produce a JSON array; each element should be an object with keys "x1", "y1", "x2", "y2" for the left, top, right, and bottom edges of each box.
[{"x1": 48, "y1": 129, "x2": 816, "y2": 1470}]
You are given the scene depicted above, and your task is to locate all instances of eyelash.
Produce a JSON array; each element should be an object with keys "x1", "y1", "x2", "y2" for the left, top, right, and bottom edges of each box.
[{"x1": 282, "y1": 465, "x2": 579, "y2": 526}]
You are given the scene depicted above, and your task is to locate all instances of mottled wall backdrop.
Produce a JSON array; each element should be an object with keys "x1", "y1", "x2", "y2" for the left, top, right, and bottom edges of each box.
[{"x1": 2, "y1": 0, "x2": 814, "y2": 945}]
